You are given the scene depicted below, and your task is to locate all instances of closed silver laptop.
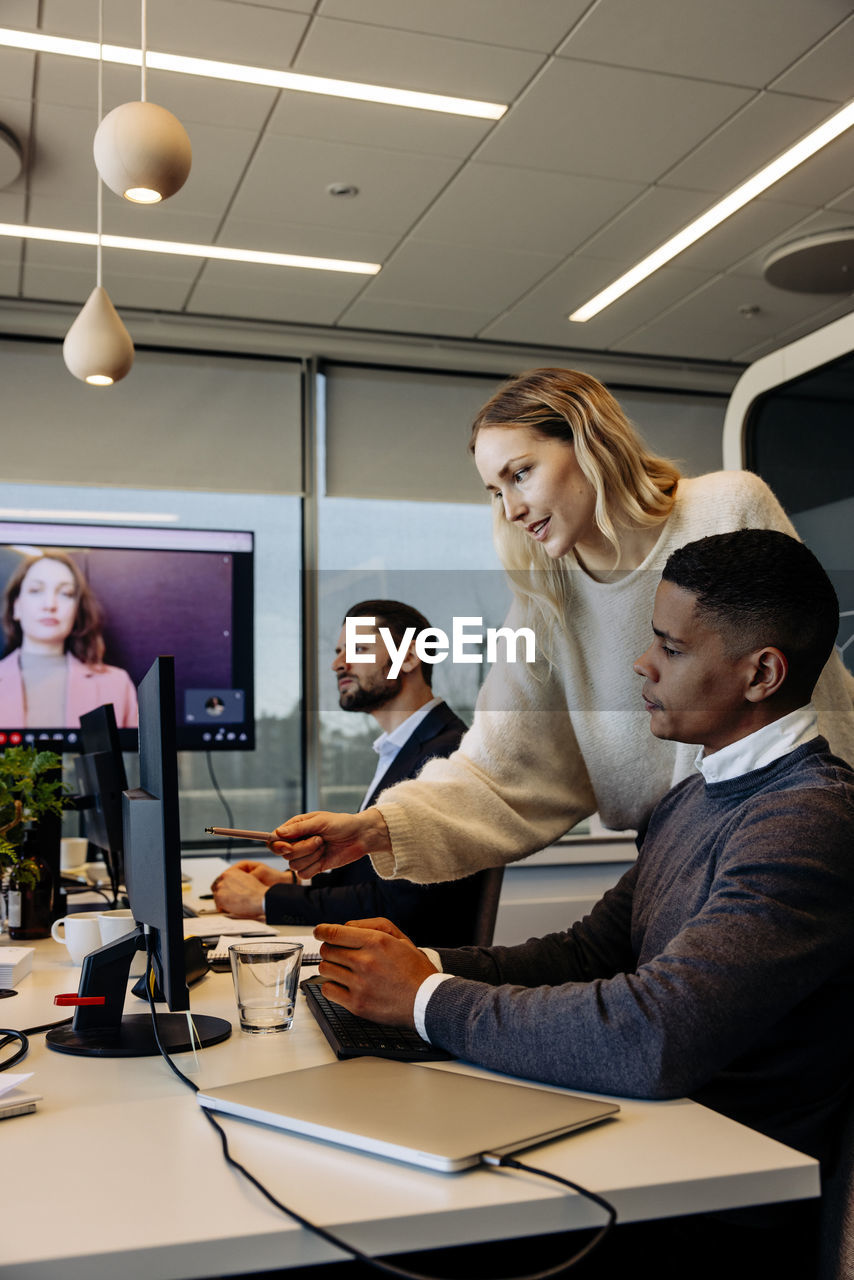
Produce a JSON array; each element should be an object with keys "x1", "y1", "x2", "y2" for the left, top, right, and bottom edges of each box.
[{"x1": 197, "y1": 1057, "x2": 619, "y2": 1173}]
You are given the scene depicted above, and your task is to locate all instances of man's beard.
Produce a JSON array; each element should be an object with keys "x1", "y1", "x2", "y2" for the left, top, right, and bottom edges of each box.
[{"x1": 338, "y1": 675, "x2": 402, "y2": 712}]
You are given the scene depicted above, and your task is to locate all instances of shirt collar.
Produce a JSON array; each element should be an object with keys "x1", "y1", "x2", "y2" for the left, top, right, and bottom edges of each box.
[
  {"x1": 695, "y1": 703, "x2": 819, "y2": 785},
  {"x1": 372, "y1": 696, "x2": 443, "y2": 756}
]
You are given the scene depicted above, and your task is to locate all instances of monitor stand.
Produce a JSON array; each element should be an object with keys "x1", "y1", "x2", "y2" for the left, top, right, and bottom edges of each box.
[{"x1": 45, "y1": 929, "x2": 231, "y2": 1058}]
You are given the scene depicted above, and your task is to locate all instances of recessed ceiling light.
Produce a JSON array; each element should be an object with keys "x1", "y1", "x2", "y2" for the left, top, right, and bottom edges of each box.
[
  {"x1": 0, "y1": 27, "x2": 507, "y2": 120},
  {"x1": 569, "y1": 97, "x2": 854, "y2": 322},
  {"x1": 0, "y1": 222, "x2": 381, "y2": 274}
]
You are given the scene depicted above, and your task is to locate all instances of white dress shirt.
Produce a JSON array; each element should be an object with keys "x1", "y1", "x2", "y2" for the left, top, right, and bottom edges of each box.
[{"x1": 359, "y1": 697, "x2": 443, "y2": 810}]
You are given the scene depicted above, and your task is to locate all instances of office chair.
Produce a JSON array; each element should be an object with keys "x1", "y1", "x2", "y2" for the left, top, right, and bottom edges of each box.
[{"x1": 467, "y1": 866, "x2": 504, "y2": 948}]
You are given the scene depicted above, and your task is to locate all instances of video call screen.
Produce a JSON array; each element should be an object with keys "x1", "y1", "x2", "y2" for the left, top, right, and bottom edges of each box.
[{"x1": 0, "y1": 522, "x2": 254, "y2": 752}]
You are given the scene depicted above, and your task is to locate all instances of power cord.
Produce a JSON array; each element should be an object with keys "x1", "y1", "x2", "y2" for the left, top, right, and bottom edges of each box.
[
  {"x1": 141, "y1": 934, "x2": 617, "y2": 1278},
  {"x1": 205, "y1": 752, "x2": 236, "y2": 860},
  {"x1": 0, "y1": 1016, "x2": 72, "y2": 1072}
]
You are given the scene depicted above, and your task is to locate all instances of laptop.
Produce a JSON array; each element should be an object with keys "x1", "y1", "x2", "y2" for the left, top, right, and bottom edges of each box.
[{"x1": 196, "y1": 1057, "x2": 619, "y2": 1172}]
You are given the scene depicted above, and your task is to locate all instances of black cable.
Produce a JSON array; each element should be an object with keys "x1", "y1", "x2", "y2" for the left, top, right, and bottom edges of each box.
[
  {"x1": 205, "y1": 751, "x2": 235, "y2": 860},
  {"x1": 0, "y1": 1029, "x2": 28, "y2": 1070},
  {"x1": 0, "y1": 1015, "x2": 74, "y2": 1071},
  {"x1": 141, "y1": 934, "x2": 617, "y2": 1280}
]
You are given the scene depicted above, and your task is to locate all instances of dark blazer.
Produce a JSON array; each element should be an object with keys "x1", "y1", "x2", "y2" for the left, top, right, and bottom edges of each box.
[{"x1": 265, "y1": 701, "x2": 484, "y2": 945}]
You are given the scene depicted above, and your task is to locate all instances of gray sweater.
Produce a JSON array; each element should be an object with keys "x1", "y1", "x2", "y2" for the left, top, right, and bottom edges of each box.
[{"x1": 429, "y1": 739, "x2": 854, "y2": 1165}]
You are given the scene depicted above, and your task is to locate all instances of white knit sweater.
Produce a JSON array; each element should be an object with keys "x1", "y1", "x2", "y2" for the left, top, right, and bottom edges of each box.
[{"x1": 373, "y1": 471, "x2": 854, "y2": 883}]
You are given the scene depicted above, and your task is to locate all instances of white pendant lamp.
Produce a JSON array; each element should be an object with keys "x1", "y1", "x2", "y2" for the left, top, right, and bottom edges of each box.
[
  {"x1": 63, "y1": 284, "x2": 134, "y2": 385},
  {"x1": 63, "y1": 0, "x2": 134, "y2": 387},
  {"x1": 93, "y1": 0, "x2": 191, "y2": 204}
]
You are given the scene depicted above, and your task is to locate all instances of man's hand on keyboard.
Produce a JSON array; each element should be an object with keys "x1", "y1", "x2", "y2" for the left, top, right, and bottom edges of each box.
[{"x1": 314, "y1": 919, "x2": 437, "y2": 1028}]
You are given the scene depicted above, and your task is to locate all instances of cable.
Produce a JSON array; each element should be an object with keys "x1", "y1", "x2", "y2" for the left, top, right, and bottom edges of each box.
[
  {"x1": 0, "y1": 1028, "x2": 28, "y2": 1071},
  {"x1": 0, "y1": 1015, "x2": 74, "y2": 1071},
  {"x1": 205, "y1": 752, "x2": 235, "y2": 860},
  {"x1": 141, "y1": 934, "x2": 617, "y2": 1279}
]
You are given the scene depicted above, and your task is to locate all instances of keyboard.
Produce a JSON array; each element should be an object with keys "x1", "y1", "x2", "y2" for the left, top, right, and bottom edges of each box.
[{"x1": 301, "y1": 974, "x2": 453, "y2": 1062}]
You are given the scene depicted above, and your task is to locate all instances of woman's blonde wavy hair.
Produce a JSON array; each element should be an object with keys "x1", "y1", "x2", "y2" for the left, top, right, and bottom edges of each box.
[{"x1": 469, "y1": 368, "x2": 681, "y2": 633}]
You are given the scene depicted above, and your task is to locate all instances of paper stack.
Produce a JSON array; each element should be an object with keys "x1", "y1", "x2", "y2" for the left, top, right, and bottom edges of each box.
[{"x1": 0, "y1": 947, "x2": 34, "y2": 986}]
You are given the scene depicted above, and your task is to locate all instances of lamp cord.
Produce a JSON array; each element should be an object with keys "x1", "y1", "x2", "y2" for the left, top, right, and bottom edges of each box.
[
  {"x1": 96, "y1": 0, "x2": 103, "y2": 288},
  {"x1": 140, "y1": 0, "x2": 147, "y2": 103}
]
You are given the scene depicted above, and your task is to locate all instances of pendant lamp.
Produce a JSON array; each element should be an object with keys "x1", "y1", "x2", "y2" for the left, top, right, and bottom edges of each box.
[
  {"x1": 63, "y1": 284, "x2": 134, "y2": 386},
  {"x1": 93, "y1": 0, "x2": 191, "y2": 203},
  {"x1": 63, "y1": 0, "x2": 134, "y2": 386}
]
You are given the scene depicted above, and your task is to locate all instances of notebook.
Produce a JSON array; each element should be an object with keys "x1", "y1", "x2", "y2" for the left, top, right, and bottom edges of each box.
[{"x1": 196, "y1": 1057, "x2": 619, "y2": 1172}]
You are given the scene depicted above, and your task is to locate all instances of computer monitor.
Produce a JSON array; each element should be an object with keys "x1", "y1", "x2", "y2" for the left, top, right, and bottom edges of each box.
[
  {"x1": 74, "y1": 703, "x2": 129, "y2": 899},
  {"x1": 0, "y1": 521, "x2": 254, "y2": 752},
  {"x1": 45, "y1": 658, "x2": 232, "y2": 1058}
]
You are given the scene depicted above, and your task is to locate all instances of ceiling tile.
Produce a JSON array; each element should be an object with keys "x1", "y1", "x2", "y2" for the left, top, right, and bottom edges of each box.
[
  {"x1": 476, "y1": 59, "x2": 753, "y2": 181},
  {"x1": 0, "y1": 94, "x2": 34, "y2": 172},
  {"x1": 189, "y1": 260, "x2": 367, "y2": 323},
  {"x1": 4, "y1": 0, "x2": 39, "y2": 25},
  {"x1": 828, "y1": 185, "x2": 854, "y2": 216},
  {"x1": 414, "y1": 163, "x2": 644, "y2": 253},
  {"x1": 218, "y1": 214, "x2": 395, "y2": 263},
  {"x1": 339, "y1": 297, "x2": 497, "y2": 338},
  {"x1": 266, "y1": 92, "x2": 490, "y2": 160},
  {"x1": 21, "y1": 259, "x2": 195, "y2": 310},
  {"x1": 0, "y1": 48, "x2": 35, "y2": 103},
  {"x1": 0, "y1": 260, "x2": 21, "y2": 293},
  {"x1": 316, "y1": 0, "x2": 587, "y2": 52},
  {"x1": 34, "y1": 52, "x2": 277, "y2": 131},
  {"x1": 558, "y1": 0, "x2": 851, "y2": 88},
  {"x1": 616, "y1": 271, "x2": 838, "y2": 360},
  {"x1": 661, "y1": 92, "x2": 837, "y2": 194},
  {"x1": 40, "y1": 0, "x2": 310, "y2": 67},
  {"x1": 229, "y1": 133, "x2": 460, "y2": 236},
  {"x1": 480, "y1": 256, "x2": 713, "y2": 349},
  {"x1": 580, "y1": 186, "x2": 712, "y2": 263},
  {"x1": 359, "y1": 238, "x2": 560, "y2": 311},
  {"x1": 734, "y1": 296, "x2": 854, "y2": 361},
  {"x1": 26, "y1": 194, "x2": 222, "y2": 244},
  {"x1": 756, "y1": 128, "x2": 854, "y2": 207},
  {"x1": 294, "y1": 16, "x2": 544, "y2": 100},
  {"x1": 23, "y1": 236, "x2": 202, "y2": 282},
  {"x1": 675, "y1": 199, "x2": 821, "y2": 272},
  {"x1": 770, "y1": 13, "x2": 854, "y2": 101}
]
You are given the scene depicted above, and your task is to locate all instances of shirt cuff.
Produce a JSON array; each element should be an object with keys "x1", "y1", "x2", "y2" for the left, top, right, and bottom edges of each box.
[
  {"x1": 413, "y1": 971, "x2": 454, "y2": 1042},
  {"x1": 420, "y1": 947, "x2": 442, "y2": 972}
]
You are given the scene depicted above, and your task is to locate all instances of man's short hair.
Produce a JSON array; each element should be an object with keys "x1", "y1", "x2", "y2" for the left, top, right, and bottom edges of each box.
[
  {"x1": 662, "y1": 529, "x2": 839, "y2": 699},
  {"x1": 344, "y1": 599, "x2": 434, "y2": 687}
]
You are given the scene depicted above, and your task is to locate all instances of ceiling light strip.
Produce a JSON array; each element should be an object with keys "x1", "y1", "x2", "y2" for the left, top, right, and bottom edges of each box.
[
  {"x1": 0, "y1": 27, "x2": 506, "y2": 119},
  {"x1": 569, "y1": 98, "x2": 854, "y2": 322},
  {"x1": 0, "y1": 223, "x2": 381, "y2": 274}
]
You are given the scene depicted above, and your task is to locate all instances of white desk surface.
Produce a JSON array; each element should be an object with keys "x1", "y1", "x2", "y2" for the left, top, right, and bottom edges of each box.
[{"x1": 0, "y1": 859, "x2": 819, "y2": 1280}]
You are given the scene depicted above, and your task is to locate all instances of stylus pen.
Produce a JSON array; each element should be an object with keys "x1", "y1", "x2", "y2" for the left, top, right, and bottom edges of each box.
[{"x1": 204, "y1": 826, "x2": 273, "y2": 842}]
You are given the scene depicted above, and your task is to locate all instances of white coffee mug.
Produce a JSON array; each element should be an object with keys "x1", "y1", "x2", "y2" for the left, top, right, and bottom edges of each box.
[
  {"x1": 96, "y1": 909, "x2": 136, "y2": 945},
  {"x1": 97, "y1": 910, "x2": 144, "y2": 976},
  {"x1": 50, "y1": 913, "x2": 103, "y2": 965},
  {"x1": 60, "y1": 836, "x2": 89, "y2": 870}
]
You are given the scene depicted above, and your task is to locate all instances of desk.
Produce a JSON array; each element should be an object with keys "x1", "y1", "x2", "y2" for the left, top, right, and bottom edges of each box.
[{"x1": 1, "y1": 901, "x2": 819, "y2": 1279}]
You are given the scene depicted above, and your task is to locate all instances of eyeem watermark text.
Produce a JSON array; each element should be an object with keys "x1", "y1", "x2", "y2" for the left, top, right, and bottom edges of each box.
[{"x1": 345, "y1": 616, "x2": 536, "y2": 677}]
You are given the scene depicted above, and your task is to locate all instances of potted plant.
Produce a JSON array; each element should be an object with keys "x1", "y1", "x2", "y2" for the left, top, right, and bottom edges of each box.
[{"x1": 0, "y1": 746, "x2": 67, "y2": 938}]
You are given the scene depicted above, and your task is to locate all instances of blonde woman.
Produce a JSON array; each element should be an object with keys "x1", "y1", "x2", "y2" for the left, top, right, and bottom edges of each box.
[{"x1": 272, "y1": 367, "x2": 854, "y2": 883}]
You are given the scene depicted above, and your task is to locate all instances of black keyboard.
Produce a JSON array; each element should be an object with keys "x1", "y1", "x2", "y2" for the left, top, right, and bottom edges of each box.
[{"x1": 301, "y1": 975, "x2": 453, "y2": 1062}]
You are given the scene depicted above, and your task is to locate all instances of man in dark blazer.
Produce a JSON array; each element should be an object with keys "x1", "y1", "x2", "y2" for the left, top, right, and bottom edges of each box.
[{"x1": 211, "y1": 600, "x2": 483, "y2": 946}]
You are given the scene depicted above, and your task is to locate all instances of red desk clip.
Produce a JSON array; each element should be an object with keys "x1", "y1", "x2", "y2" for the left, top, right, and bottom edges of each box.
[{"x1": 54, "y1": 994, "x2": 107, "y2": 1006}]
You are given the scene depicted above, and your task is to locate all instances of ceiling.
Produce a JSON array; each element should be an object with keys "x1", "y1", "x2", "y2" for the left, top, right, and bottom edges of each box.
[{"x1": 1, "y1": 0, "x2": 854, "y2": 372}]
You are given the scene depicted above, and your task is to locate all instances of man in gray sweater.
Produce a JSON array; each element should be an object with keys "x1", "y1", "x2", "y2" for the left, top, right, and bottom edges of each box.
[{"x1": 314, "y1": 529, "x2": 854, "y2": 1277}]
